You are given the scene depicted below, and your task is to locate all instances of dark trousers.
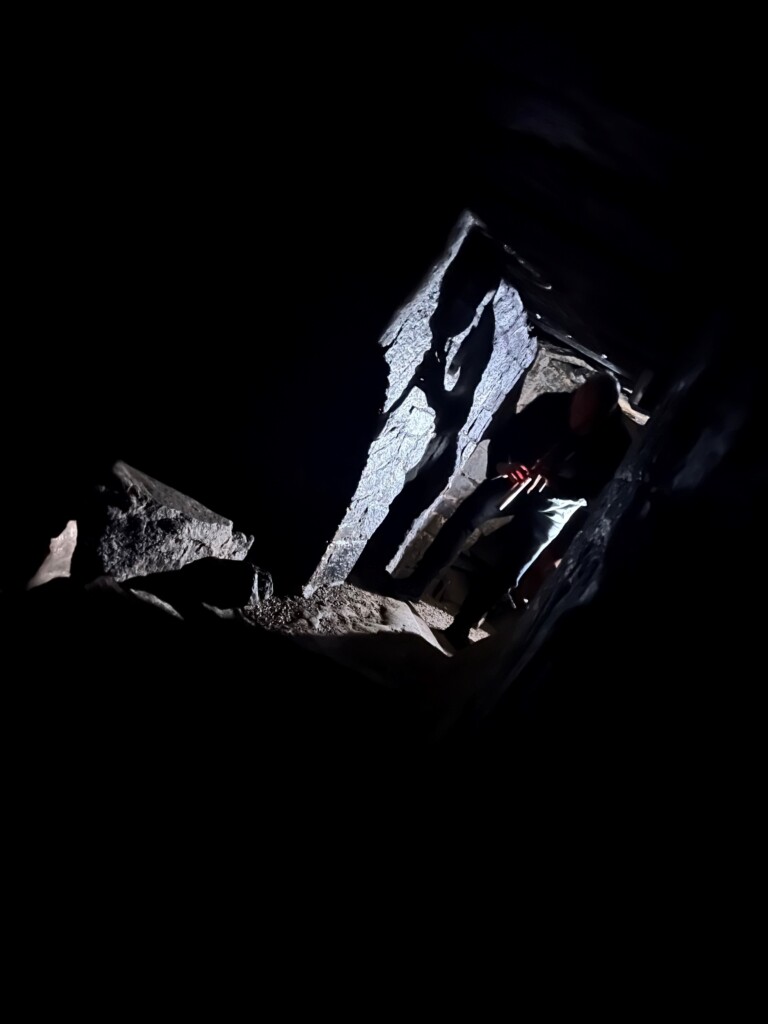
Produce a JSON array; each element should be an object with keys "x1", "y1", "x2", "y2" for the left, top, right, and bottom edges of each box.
[{"x1": 407, "y1": 477, "x2": 577, "y2": 635}]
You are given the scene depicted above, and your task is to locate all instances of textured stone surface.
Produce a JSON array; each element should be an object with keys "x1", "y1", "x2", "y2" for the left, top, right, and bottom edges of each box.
[
  {"x1": 313, "y1": 224, "x2": 537, "y2": 591},
  {"x1": 519, "y1": 341, "x2": 648, "y2": 425},
  {"x1": 304, "y1": 218, "x2": 486, "y2": 594},
  {"x1": 380, "y1": 212, "x2": 477, "y2": 415},
  {"x1": 307, "y1": 220, "x2": 537, "y2": 593},
  {"x1": 306, "y1": 388, "x2": 436, "y2": 592},
  {"x1": 74, "y1": 461, "x2": 253, "y2": 582},
  {"x1": 455, "y1": 282, "x2": 536, "y2": 462},
  {"x1": 517, "y1": 342, "x2": 592, "y2": 409},
  {"x1": 388, "y1": 281, "x2": 536, "y2": 573}
]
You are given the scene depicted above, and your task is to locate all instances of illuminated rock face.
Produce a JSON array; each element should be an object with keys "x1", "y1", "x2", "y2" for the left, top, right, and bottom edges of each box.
[
  {"x1": 74, "y1": 460, "x2": 253, "y2": 582},
  {"x1": 306, "y1": 218, "x2": 535, "y2": 594}
]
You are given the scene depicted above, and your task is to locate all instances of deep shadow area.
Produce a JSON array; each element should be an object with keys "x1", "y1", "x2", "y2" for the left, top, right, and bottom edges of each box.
[
  {"x1": 2, "y1": 16, "x2": 760, "y2": 918},
  {"x1": 7, "y1": 16, "x2": 748, "y2": 595},
  {"x1": 4, "y1": 21, "x2": 468, "y2": 593},
  {"x1": 2, "y1": 578, "x2": 424, "y2": 816}
]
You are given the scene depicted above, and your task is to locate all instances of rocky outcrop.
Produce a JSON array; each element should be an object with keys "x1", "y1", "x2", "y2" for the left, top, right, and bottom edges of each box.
[
  {"x1": 306, "y1": 219, "x2": 536, "y2": 593},
  {"x1": 74, "y1": 461, "x2": 253, "y2": 582},
  {"x1": 386, "y1": 279, "x2": 536, "y2": 575}
]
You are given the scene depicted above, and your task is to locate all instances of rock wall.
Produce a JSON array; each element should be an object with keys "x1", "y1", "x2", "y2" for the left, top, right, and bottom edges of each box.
[{"x1": 306, "y1": 219, "x2": 536, "y2": 592}]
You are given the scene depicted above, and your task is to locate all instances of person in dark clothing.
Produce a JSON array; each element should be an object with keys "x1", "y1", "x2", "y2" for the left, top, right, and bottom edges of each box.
[{"x1": 387, "y1": 373, "x2": 631, "y2": 648}]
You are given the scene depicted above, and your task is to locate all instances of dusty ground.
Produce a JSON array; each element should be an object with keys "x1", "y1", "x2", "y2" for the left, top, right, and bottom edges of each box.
[
  {"x1": 401, "y1": 596, "x2": 490, "y2": 645},
  {"x1": 246, "y1": 582, "x2": 489, "y2": 648},
  {"x1": 244, "y1": 582, "x2": 495, "y2": 690}
]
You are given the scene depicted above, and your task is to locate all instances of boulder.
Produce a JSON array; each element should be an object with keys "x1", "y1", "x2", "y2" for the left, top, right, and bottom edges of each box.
[{"x1": 74, "y1": 461, "x2": 253, "y2": 581}]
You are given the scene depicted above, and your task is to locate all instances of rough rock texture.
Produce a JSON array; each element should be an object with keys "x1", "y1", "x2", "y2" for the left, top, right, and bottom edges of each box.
[
  {"x1": 518, "y1": 341, "x2": 593, "y2": 409},
  {"x1": 249, "y1": 583, "x2": 437, "y2": 644},
  {"x1": 74, "y1": 461, "x2": 253, "y2": 582},
  {"x1": 388, "y1": 279, "x2": 535, "y2": 574},
  {"x1": 304, "y1": 215, "x2": 477, "y2": 594},
  {"x1": 246, "y1": 583, "x2": 488, "y2": 689},
  {"x1": 248, "y1": 582, "x2": 488, "y2": 647},
  {"x1": 380, "y1": 212, "x2": 478, "y2": 416},
  {"x1": 309, "y1": 221, "x2": 536, "y2": 593},
  {"x1": 305, "y1": 387, "x2": 436, "y2": 593},
  {"x1": 519, "y1": 340, "x2": 648, "y2": 425}
]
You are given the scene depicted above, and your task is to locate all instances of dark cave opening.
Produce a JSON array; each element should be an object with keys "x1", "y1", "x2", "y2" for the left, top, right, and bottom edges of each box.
[{"x1": 2, "y1": 15, "x2": 760, "y2": 896}]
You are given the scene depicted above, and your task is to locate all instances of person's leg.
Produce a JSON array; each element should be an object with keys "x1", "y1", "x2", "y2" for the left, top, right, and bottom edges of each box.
[
  {"x1": 443, "y1": 505, "x2": 561, "y2": 647},
  {"x1": 392, "y1": 477, "x2": 512, "y2": 599},
  {"x1": 443, "y1": 567, "x2": 518, "y2": 648}
]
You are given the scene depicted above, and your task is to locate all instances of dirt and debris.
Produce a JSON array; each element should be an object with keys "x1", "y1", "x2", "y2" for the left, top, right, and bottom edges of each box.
[
  {"x1": 246, "y1": 582, "x2": 489, "y2": 648},
  {"x1": 403, "y1": 597, "x2": 490, "y2": 646}
]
